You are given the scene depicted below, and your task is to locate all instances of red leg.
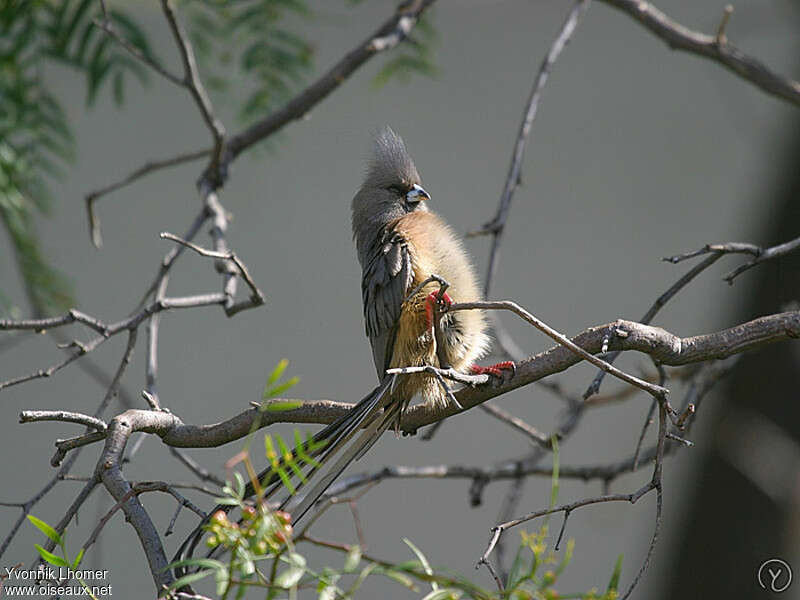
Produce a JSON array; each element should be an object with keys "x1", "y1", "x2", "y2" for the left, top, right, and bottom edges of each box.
[
  {"x1": 424, "y1": 291, "x2": 453, "y2": 332},
  {"x1": 470, "y1": 361, "x2": 516, "y2": 378}
]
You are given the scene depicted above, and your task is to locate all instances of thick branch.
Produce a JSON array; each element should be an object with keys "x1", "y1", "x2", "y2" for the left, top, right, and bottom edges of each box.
[{"x1": 134, "y1": 310, "x2": 798, "y2": 449}]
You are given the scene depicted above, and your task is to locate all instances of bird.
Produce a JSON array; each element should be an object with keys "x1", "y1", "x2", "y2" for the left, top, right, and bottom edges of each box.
[{"x1": 173, "y1": 128, "x2": 513, "y2": 574}]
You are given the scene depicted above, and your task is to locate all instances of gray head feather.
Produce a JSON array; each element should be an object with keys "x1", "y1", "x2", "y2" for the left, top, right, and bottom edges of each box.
[
  {"x1": 352, "y1": 128, "x2": 426, "y2": 263},
  {"x1": 365, "y1": 127, "x2": 421, "y2": 188}
]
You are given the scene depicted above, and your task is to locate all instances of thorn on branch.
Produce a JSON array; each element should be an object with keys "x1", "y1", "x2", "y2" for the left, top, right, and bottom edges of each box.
[
  {"x1": 674, "y1": 403, "x2": 695, "y2": 430},
  {"x1": 554, "y1": 509, "x2": 571, "y2": 551},
  {"x1": 715, "y1": 4, "x2": 734, "y2": 47},
  {"x1": 665, "y1": 432, "x2": 693, "y2": 447},
  {"x1": 469, "y1": 475, "x2": 489, "y2": 507}
]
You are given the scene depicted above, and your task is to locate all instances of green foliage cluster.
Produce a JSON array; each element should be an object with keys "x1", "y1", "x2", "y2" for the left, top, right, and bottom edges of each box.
[
  {"x1": 169, "y1": 500, "x2": 623, "y2": 599},
  {"x1": 164, "y1": 380, "x2": 624, "y2": 599},
  {"x1": 0, "y1": 0, "x2": 153, "y2": 315},
  {"x1": 27, "y1": 362, "x2": 624, "y2": 599},
  {"x1": 372, "y1": 14, "x2": 437, "y2": 89},
  {"x1": 27, "y1": 514, "x2": 97, "y2": 599},
  {"x1": 184, "y1": 0, "x2": 315, "y2": 122}
]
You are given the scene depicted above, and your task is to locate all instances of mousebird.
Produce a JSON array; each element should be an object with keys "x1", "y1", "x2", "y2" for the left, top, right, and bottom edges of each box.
[{"x1": 174, "y1": 128, "x2": 513, "y2": 573}]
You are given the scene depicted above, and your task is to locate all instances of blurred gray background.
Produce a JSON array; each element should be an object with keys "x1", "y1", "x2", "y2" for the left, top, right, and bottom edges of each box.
[{"x1": 2, "y1": 0, "x2": 799, "y2": 598}]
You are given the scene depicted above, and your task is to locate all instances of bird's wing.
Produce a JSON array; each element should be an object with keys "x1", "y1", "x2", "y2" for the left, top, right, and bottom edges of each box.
[{"x1": 361, "y1": 225, "x2": 413, "y2": 377}]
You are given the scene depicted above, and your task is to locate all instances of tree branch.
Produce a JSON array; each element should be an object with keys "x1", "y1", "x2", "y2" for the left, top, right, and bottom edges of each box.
[
  {"x1": 73, "y1": 310, "x2": 795, "y2": 455},
  {"x1": 85, "y1": 148, "x2": 210, "y2": 248},
  {"x1": 664, "y1": 234, "x2": 800, "y2": 283},
  {"x1": 600, "y1": 0, "x2": 800, "y2": 106},
  {"x1": 224, "y1": 0, "x2": 437, "y2": 162},
  {"x1": 160, "y1": 0, "x2": 225, "y2": 150},
  {"x1": 468, "y1": 0, "x2": 591, "y2": 296}
]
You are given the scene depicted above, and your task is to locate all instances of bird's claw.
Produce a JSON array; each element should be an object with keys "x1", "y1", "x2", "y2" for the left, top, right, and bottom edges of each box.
[
  {"x1": 425, "y1": 291, "x2": 453, "y2": 331},
  {"x1": 470, "y1": 361, "x2": 516, "y2": 379}
]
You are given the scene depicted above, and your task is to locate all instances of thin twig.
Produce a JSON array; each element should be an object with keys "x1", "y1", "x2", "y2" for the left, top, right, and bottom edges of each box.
[
  {"x1": 450, "y1": 300, "x2": 669, "y2": 401},
  {"x1": 584, "y1": 252, "x2": 723, "y2": 399},
  {"x1": 93, "y1": 4, "x2": 183, "y2": 86},
  {"x1": 85, "y1": 148, "x2": 209, "y2": 248},
  {"x1": 664, "y1": 235, "x2": 800, "y2": 284},
  {"x1": 0, "y1": 293, "x2": 232, "y2": 392},
  {"x1": 470, "y1": 0, "x2": 591, "y2": 300},
  {"x1": 170, "y1": 448, "x2": 226, "y2": 488},
  {"x1": 139, "y1": 209, "x2": 210, "y2": 308},
  {"x1": 0, "y1": 309, "x2": 108, "y2": 335},
  {"x1": 160, "y1": 232, "x2": 265, "y2": 305},
  {"x1": 477, "y1": 482, "x2": 656, "y2": 567},
  {"x1": 19, "y1": 410, "x2": 107, "y2": 431},
  {"x1": 479, "y1": 402, "x2": 552, "y2": 448},
  {"x1": 160, "y1": 0, "x2": 225, "y2": 150}
]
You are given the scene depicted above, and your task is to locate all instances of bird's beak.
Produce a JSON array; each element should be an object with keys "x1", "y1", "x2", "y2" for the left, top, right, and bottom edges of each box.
[{"x1": 406, "y1": 183, "x2": 430, "y2": 203}]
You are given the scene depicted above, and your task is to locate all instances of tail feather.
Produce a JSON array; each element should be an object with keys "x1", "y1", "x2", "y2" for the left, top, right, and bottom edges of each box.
[
  {"x1": 285, "y1": 401, "x2": 403, "y2": 520},
  {"x1": 261, "y1": 376, "x2": 393, "y2": 503}
]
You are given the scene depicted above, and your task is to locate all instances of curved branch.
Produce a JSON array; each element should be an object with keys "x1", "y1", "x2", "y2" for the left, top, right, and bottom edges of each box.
[
  {"x1": 109, "y1": 309, "x2": 799, "y2": 450},
  {"x1": 601, "y1": 0, "x2": 800, "y2": 106}
]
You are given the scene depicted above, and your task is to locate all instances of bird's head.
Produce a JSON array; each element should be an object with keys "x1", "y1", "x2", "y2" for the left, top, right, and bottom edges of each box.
[{"x1": 352, "y1": 128, "x2": 430, "y2": 233}]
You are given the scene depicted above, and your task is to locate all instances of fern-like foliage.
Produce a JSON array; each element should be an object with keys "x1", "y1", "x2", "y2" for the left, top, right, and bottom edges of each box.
[
  {"x1": 373, "y1": 11, "x2": 438, "y2": 88},
  {"x1": 184, "y1": 0, "x2": 315, "y2": 123},
  {"x1": 0, "y1": 0, "x2": 152, "y2": 315}
]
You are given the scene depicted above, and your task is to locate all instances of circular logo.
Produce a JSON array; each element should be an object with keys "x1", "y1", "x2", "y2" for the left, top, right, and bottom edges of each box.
[{"x1": 758, "y1": 558, "x2": 792, "y2": 593}]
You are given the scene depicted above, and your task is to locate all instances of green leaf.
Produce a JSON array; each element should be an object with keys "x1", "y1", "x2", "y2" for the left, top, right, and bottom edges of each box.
[
  {"x1": 71, "y1": 548, "x2": 85, "y2": 570},
  {"x1": 403, "y1": 538, "x2": 436, "y2": 590},
  {"x1": 607, "y1": 554, "x2": 623, "y2": 592},
  {"x1": 294, "y1": 429, "x2": 323, "y2": 468},
  {"x1": 507, "y1": 540, "x2": 528, "y2": 590},
  {"x1": 376, "y1": 567, "x2": 416, "y2": 590},
  {"x1": 262, "y1": 400, "x2": 303, "y2": 412},
  {"x1": 344, "y1": 545, "x2": 361, "y2": 573},
  {"x1": 233, "y1": 471, "x2": 246, "y2": 498},
  {"x1": 265, "y1": 434, "x2": 297, "y2": 494},
  {"x1": 27, "y1": 515, "x2": 62, "y2": 545},
  {"x1": 165, "y1": 557, "x2": 225, "y2": 572},
  {"x1": 275, "y1": 552, "x2": 306, "y2": 589},
  {"x1": 166, "y1": 569, "x2": 215, "y2": 592},
  {"x1": 549, "y1": 435, "x2": 560, "y2": 510},
  {"x1": 34, "y1": 544, "x2": 68, "y2": 567},
  {"x1": 240, "y1": 556, "x2": 255, "y2": 576},
  {"x1": 318, "y1": 583, "x2": 337, "y2": 600},
  {"x1": 266, "y1": 359, "x2": 288, "y2": 387},
  {"x1": 213, "y1": 497, "x2": 242, "y2": 506},
  {"x1": 555, "y1": 538, "x2": 574, "y2": 577},
  {"x1": 277, "y1": 434, "x2": 308, "y2": 484},
  {"x1": 265, "y1": 377, "x2": 300, "y2": 399},
  {"x1": 422, "y1": 589, "x2": 462, "y2": 600},
  {"x1": 215, "y1": 566, "x2": 230, "y2": 596}
]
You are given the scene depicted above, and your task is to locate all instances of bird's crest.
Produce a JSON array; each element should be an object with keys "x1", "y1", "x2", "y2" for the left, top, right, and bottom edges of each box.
[{"x1": 367, "y1": 127, "x2": 421, "y2": 186}]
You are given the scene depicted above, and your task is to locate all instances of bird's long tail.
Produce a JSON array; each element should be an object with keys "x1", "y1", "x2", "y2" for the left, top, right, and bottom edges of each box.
[{"x1": 172, "y1": 377, "x2": 397, "y2": 579}]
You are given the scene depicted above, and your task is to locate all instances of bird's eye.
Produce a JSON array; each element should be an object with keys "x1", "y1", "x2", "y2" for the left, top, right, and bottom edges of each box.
[{"x1": 388, "y1": 184, "x2": 407, "y2": 195}]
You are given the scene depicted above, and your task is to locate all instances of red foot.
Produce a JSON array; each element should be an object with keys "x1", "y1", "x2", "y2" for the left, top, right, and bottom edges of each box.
[
  {"x1": 470, "y1": 361, "x2": 516, "y2": 378},
  {"x1": 424, "y1": 291, "x2": 453, "y2": 331}
]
